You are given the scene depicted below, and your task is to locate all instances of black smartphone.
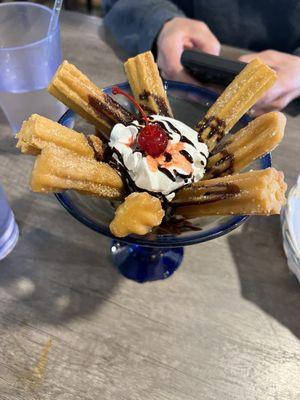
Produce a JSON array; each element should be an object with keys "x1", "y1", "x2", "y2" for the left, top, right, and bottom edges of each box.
[{"x1": 181, "y1": 50, "x2": 246, "y2": 86}]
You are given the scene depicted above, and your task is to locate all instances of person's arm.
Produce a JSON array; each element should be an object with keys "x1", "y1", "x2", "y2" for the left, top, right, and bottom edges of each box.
[
  {"x1": 103, "y1": 0, "x2": 185, "y2": 56},
  {"x1": 156, "y1": 17, "x2": 220, "y2": 84}
]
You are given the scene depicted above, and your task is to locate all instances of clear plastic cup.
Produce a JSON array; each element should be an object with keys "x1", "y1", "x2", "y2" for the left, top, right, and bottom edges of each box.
[
  {"x1": 281, "y1": 176, "x2": 300, "y2": 282},
  {"x1": 0, "y1": 2, "x2": 66, "y2": 133},
  {"x1": 0, "y1": 186, "x2": 19, "y2": 261}
]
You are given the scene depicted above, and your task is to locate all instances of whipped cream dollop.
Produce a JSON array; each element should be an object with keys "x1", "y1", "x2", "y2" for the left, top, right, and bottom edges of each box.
[{"x1": 108, "y1": 115, "x2": 209, "y2": 201}]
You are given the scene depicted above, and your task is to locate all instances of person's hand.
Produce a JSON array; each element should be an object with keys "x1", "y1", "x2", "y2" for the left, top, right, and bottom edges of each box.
[
  {"x1": 239, "y1": 50, "x2": 300, "y2": 115},
  {"x1": 156, "y1": 17, "x2": 220, "y2": 84}
]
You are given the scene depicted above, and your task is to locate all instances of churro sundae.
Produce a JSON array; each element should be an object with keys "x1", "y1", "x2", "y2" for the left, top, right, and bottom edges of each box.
[{"x1": 17, "y1": 51, "x2": 287, "y2": 237}]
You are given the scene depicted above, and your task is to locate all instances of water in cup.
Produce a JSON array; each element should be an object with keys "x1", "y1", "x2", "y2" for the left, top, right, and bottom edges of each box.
[
  {"x1": 0, "y1": 89, "x2": 66, "y2": 133},
  {"x1": 0, "y1": 2, "x2": 66, "y2": 133}
]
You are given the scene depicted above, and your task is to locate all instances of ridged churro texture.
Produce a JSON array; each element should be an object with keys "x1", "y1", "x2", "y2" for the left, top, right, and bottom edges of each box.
[
  {"x1": 205, "y1": 112, "x2": 286, "y2": 179},
  {"x1": 195, "y1": 59, "x2": 277, "y2": 152},
  {"x1": 124, "y1": 51, "x2": 173, "y2": 117},
  {"x1": 110, "y1": 192, "x2": 165, "y2": 237},
  {"x1": 16, "y1": 114, "x2": 103, "y2": 158},
  {"x1": 173, "y1": 168, "x2": 287, "y2": 217},
  {"x1": 30, "y1": 146, "x2": 124, "y2": 199},
  {"x1": 48, "y1": 61, "x2": 134, "y2": 137}
]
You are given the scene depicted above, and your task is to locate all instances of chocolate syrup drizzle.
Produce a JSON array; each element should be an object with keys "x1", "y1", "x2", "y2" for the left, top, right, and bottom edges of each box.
[
  {"x1": 158, "y1": 166, "x2": 176, "y2": 182},
  {"x1": 140, "y1": 104, "x2": 156, "y2": 115},
  {"x1": 205, "y1": 150, "x2": 235, "y2": 178},
  {"x1": 87, "y1": 136, "x2": 103, "y2": 161},
  {"x1": 87, "y1": 92, "x2": 239, "y2": 235},
  {"x1": 164, "y1": 152, "x2": 172, "y2": 162},
  {"x1": 104, "y1": 116, "x2": 207, "y2": 209},
  {"x1": 139, "y1": 90, "x2": 171, "y2": 117},
  {"x1": 88, "y1": 94, "x2": 135, "y2": 127},
  {"x1": 180, "y1": 149, "x2": 193, "y2": 163},
  {"x1": 94, "y1": 128, "x2": 109, "y2": 144},
  {"x1": 126, "y1": 118, "x2": 206, "y2": 184},
  {"x1": 172, "y1": 183, "x2": 240, "y2": 208},
  {"x1": 174, "y1": 171, "x2": 192, "y2": 179},
  {"x1": 153, "y1": 216, "x2": 202, "y2": 235},
  {"x1": 104, "y1": 146, "x2": 170, "y2": 208},
  {"x1": 196, "y1": 116, "x2": 226, "y2": 144},
  {"x1": 180, "y1": 135, "x2": 196, "y2": 148},
  {"x1": 151, "y1": 117, "x2": 197, "y2": 150}
]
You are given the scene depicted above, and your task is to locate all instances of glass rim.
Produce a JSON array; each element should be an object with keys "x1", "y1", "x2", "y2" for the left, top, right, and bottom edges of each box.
[{"x1": 0, "y1": 2, "x2": 59, "y2": 52}]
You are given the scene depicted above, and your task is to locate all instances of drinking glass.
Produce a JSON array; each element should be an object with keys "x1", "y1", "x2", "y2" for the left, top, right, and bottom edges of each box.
[
  {"x1": 0, "y1": 186, "x2": 19, "y2": 261},
  {"x1": 0, "y1": 2, "x2": 66, "y2": 133}
]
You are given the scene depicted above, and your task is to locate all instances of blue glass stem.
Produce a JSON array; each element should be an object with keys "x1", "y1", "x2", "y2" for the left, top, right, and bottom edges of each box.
[{"x1": 111, "y1": 241, "x2": 184, "y2": 283}]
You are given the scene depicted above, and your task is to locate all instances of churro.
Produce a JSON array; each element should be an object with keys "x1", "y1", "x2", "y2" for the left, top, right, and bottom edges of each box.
[
  {"x1": 16, "y1": 114, "x2": 103, "y2": 159},
  {"x1": 173, "y1": 168, "x2": 286, "y2": 217},
  {"x1": 195, "y1": 59, "x2": 277, "y2": 152},
  {"x1": 30, "y1": 146, "x2": 123, "y2": 199},
  {"x1": 48, "y1": 61, "x2": 135, "y2": 138},
  {"x1": 110, "y1": 192, "x2": 165, "y2": 237},
  {"x1": 124, "y1": 51, "x2": 173, "y2": 117},
  {"x1": 205, "y1": 112, "x2": 286, "y2": 178}
]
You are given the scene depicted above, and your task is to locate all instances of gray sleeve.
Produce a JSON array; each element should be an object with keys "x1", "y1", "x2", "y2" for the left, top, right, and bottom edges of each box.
[
  {"x1": 293, "y1": 47, "x2": 300, "y2": 57},
  {"x1": 103, "y1": 0, "x2": 185, "y2": 56}
]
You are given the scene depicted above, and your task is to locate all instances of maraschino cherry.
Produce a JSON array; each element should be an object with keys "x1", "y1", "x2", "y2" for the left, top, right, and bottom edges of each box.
[{"x1": 112, "y1": 86, "x2": 168, "y2": 157}]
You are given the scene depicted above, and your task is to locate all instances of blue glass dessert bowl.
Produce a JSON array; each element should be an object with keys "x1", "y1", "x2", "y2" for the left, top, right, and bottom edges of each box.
[{"x1": 56, "y1": 82, "x2": 271, "y2": 283}]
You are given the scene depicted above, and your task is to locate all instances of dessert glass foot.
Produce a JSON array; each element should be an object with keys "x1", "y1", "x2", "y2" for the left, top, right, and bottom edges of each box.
[
  {"x1": 111, "y1": 241, "x2": 183, "y2": 282},
  {"x1": 56, "y1": 82, "x2": 271, "y2": 283}
]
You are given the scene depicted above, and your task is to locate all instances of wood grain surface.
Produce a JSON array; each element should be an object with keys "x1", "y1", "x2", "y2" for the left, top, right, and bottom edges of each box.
[{"x1": 0, "y1": 11, "x2": 299, "y2": 400}]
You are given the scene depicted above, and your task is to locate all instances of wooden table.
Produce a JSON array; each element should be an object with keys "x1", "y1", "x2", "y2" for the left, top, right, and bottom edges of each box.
[{"x1": 0, "y1": 11, "x2": 300, "y2": 400}]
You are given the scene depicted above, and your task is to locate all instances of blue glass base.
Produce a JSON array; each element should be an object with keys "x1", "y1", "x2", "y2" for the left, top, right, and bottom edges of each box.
[{"x1": 111, "y1": 241, "x2": 184, "y2": 283}]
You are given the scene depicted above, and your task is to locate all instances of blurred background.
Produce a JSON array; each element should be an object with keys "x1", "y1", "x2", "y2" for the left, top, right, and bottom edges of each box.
[{"x1": 0, "y1": 0, "x2": 103, "y2": 16}]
